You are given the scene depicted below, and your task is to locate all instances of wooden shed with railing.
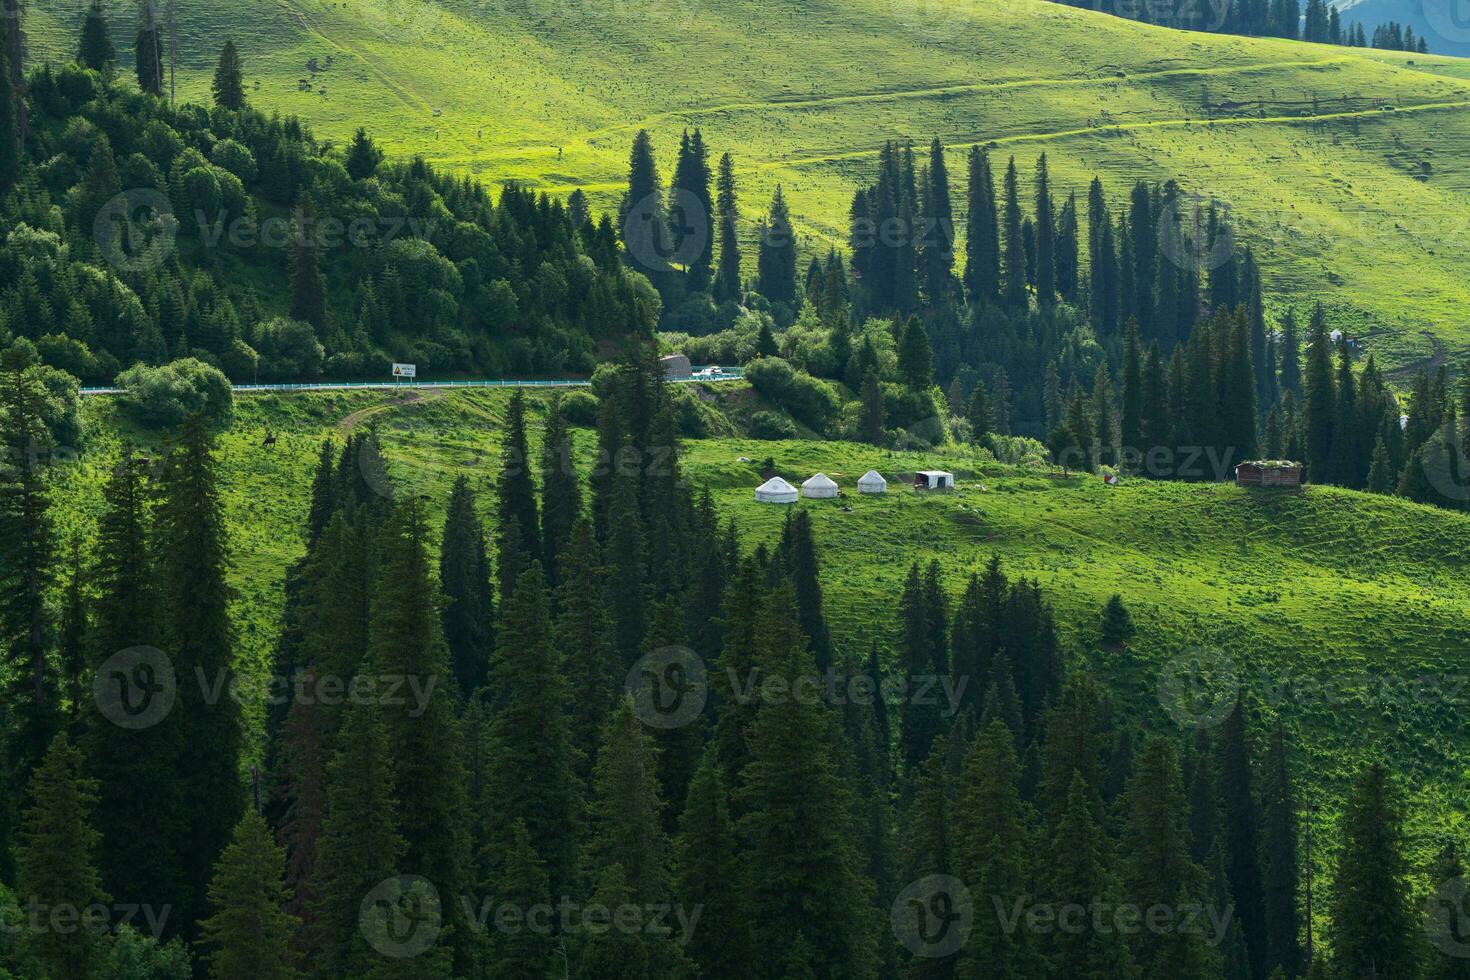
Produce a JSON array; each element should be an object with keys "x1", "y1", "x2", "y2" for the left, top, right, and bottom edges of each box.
[{"x1": 1235, "y1": 460, "x2": 1302, "y2": 487}]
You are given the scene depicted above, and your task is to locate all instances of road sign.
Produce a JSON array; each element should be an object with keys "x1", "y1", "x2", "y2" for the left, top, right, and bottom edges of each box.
[{"x1": 392, "y1": 363, "x2": 417, "y2": 379}]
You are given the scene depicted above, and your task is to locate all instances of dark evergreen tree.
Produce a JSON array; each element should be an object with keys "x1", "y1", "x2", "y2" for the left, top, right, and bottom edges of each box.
[
  {"x1": 1260, "y1": 722, "x2": 1301, "y2": 979},
  {"x1": 670, "y1": 128, "x2": 715, "y2": 290},
  {"x1": 757, "y1": 186, "x2": 798, "y2": 306},
  {"x1": 497, "y1": 390, "x2": 540, "y2": 598},
  {"x1": 482, "y1": 563, "x2": 581, "y2": 901},
  {"x1": 439, "y1": 477, "x2": 494, "y2": 697},
  {"x1": 155, "y1": 414, "x2": 244, "y2": 937},
  {"x1": 344, "y1": 128, "x2": 383, "y2": 181},
  {"x1": 964, "y1": 147, "x2": 999, "y2": 306},
  {"x1": 211, "y1": 41, "x2": 246, "y2": 110},
  {"x1": 288, "y1": 194, "x2": 327, "y2": 328},
  {"x1": 674, "y1": 747, "x2": 753, "y2": 980},
  {"x1": 898, "y1": 315, "x2": 934, "y2": 391},
  {"x1": 738, "y1": 585, "x2": 878, "y2": 977},
  {"x1": 556, "y1": 516, "x2": 617, "y2": 785},
  {"x1": 1219, "y1": 692, "x2": 1267, "y2": 978},
  {"x1": 78, "y1": 0, "x2": 114, "y2": 71},
  {"x1": 199, "y1": 811, "x2": 299, "y2": 980},
  {"x1": 17, "y1": 733, "x2": 109, "y2": 979},
  {"x1": 1001, "y1": 157, "x2": 1028, "y2": 309},
  {"x1": 1331, "y1": 763, "x2": 1417, "y2": 980},
  {"x1": 714, "y1": 153, "x2": 742, "y2": 304},
  {"x1": 860, "y1": 370, "x2": 886, "y2": 445},
  {"x1": 1034, "y1": 154, "x2": 1056, "y2": 305},
  {"x1": 539, "y1": 395, "x2": 581, "y2": 589},
  {"x1": 134, "y1": 1, "x2": 165, "y2": 95}
]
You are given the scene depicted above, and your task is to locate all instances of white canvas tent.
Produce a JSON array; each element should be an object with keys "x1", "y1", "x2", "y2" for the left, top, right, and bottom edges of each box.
[
  {"x1": 914, "y1": 470, "x2": 955, "y2": 490},
  {"x1": 801, "y1": 473, "x2": 839, "y2": 499},
  {"x1": 858, "y1": 470, "x2": 887, "y2": 494},
  {"x1": 755, "y1": 476, "x2": 798, "y2": 504}
]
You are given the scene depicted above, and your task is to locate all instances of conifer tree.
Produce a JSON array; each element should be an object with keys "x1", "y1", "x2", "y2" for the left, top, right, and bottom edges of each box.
[
  {"x1": 738, "y1": 585, "x2": 878, "y2": 977},
  {"x1": 714, "y1": 153, "x2": 742, "y2": 304},
  {"x1": 967, "y1": 382, "x2": 991, "y2": 446},
  {"x1": 674, "y1": 748, "x2": 753, "y2": 980},
  {"x1": 78, "y1": 0, "x2": 114, "y2": 71},
  {"x1": 497, "y1": 390, "x2": 540, "y2": 597},
  {"x1": 1121, "y1": 320, "x2": 1144, "y2": 456},
  {"x1": 1037, "y1": 676, "x2": 1105, "y2": 825},
  {"x1": 757, "y1": 186, "x2": 798, "y2": 306},
  {"x1": 556, "y1": 516, "x2": 616, "y2": 784},
  {"x1": 344, "y1": 128, "x2": 383, "y2": 181},
  {"x1": 1331, "y1": 763, "x2": 1417, "y2": 979},
  {"x1": 489, "y1": 821, "x2": 553, "y2": 980},
  {"x1": 211, "y1": 41, "x2": 245, "y2": 110},
  {"x1": 574, "y1": 865, "x2": 650, "y2": 978},
  {"x1": 1118, "y1": 738, "x2": 1217, "y2": 977},
  {"x1": 1219, "y1": 691, "x2": 1267, "y2": 978},
  {"x1": 586, "y1": 697, "x2": 670, "y2": 905},
  {"x1": 1279, "y1": 308, "x2": 1301, "y2": 393},
  {"x1": 1260, "y1": 722, "x2": 1301, "y2": 979},
  {"x1": 288, "y1": 194, "x2": 327, "y2": 328},
  {"x1": 898, "y1": 315, "x2": 933, "y2": 391},
  {"x1": 368, "y1": 499, "x2": 470, "y2": 971},
  {"x1": 135, "y1": 1, "x2": 165, "y2": 95},
  {"x1": 17, "y1": 733, "x2": 109, "y2": 979},
  {"x1": 314, "y1": 700, "x2": 404, "y2": 979},
  {"x1": 1001, "y1": 157, "x2": 1027, "y2": 309},
  {"x1": 482, "y1": 563, "x2": 581, "y2": 901},
  {"x1": 155, "y1": 414, "x2": 243, "y2": 935},
  {"x1": 87, "y1": 448, "x2": 185, "y2": 915},
  {"x1": 1302, "y1": 304, "x2": 1336, "y2": 482},
  {"x1": 439, "y1": 477, "x2": 494, "y2": 697},
  {"x1": 860, "y1": 370, "x2": 886, "y2": 445},
  {"x1": 0, "y1": 366, "x2": 59, "y2": 799},
  {"x1": 964, "y1": 147, "x2": 999, "y2": 306},
  {"x1": 0, "y1": 48, "x2": 18, "y2": 194},
  {"x1": 1099, "y1": 594, "x2": 1135, "y2": 648},
  {"x1": 670, "y1": 128, "x2": 714, "y2": 290},
  {"x1": 1034, "y1": 154, "x2": 1056, "y2": 305},
  {"x1": 1045, "y1": 774, "x2": 1137, "y2": 977},
  {"x1": 199, "y1": 811, "x2": 299, "y2": 980},
  {"x1": 954, "y1": 720, "x2": 1040, "y2": 978},
  {"x1": 898, "y1": 564, "x2": 945, "y2": 774},
  {"x1": 539, "y1": 395, "x2": 581, "y2": 590},
  {"x1": 605, "y1": 473, "x2": 648, "y2": 666}
]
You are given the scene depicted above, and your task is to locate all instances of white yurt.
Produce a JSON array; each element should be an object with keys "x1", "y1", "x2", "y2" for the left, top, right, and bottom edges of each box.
[
  {"x1": 755, "y1": 476, "x2": 799, "y2": 504},
  {"x1": 801, "y1": 473, "x2": 839, "y2": 499},
  {"x1": 858, "y1": 470, "x2": 888, "y2": 494}
]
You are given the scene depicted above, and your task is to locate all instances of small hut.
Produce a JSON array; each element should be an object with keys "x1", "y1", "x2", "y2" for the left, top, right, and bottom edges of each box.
[
  {"x1": 659, "y1": 354, "x2": 692, "y2": 380},
  {"x1": 858, "y1": 470, "x2": 888, "y2": 494},
  {"x1": 755, "y1": 476, "x2": 798, "y2": 504},
  {"x1": 914, "y1": 470, "x2": 955, "y2": 491},
  {"x1": 801, "y1": 473, "x2": 839, "y2": 499},
  {"x1": 1235, "y1": 460, "x2": 1302, "y2": 488}
]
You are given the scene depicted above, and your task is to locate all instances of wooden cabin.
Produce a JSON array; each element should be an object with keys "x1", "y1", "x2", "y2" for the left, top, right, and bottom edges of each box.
[{"x1": 1235, "y1": 460, "x2": 1302, "y2": 488}]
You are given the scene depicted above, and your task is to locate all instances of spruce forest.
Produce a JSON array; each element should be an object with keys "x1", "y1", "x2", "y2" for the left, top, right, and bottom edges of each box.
[{"x1": 2, "y1": 1, "x2": 1470, "y2": 979}]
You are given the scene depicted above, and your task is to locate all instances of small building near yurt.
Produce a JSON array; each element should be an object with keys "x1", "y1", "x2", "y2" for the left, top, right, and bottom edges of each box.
[
  {"x1": 755, "y1": 476, "x2": 799, "y2": 504},
  {"x1": 914, "y1": 470, "x2": 955, "y2": 491},
  {"x1": 659, "y1": 354, "x2": 692, "y2": 380},
  {"x1": 801, "y1": 473, "x2": 839, "y2": 499},
  {"x1": 858, "y1": 470, "x2": 888, "y2": 494}
]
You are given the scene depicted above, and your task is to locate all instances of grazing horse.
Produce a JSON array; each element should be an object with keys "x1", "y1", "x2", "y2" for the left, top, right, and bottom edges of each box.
[{"x1": 262, "y1": 432, "x2": 278, "y2": 450}]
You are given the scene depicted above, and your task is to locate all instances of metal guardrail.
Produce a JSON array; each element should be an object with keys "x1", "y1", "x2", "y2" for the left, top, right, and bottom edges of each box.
[{"x1": 79, "y1": 368, "x2": 744, "y2": 397}]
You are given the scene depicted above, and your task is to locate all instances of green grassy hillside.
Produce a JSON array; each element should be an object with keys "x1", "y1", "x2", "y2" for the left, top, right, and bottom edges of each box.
[
  {"x1": 29, "y1": 0, "x2": 1470, "y2": 371},
  {"x1": 55, "y1": 387, "x2": 1470, "y2": 865}
]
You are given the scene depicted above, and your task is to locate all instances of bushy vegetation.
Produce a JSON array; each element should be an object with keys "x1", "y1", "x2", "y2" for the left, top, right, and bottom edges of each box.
[{"x1": 115, "y1": 357, "x2": 232, "y2": 427}]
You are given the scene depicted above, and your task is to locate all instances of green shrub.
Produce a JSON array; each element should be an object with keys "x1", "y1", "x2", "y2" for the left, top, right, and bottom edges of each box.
[
  {"x1": 561, "y1": 389, "x2": 599, "y2": 426},
  {"x1": 116, "y1": 358, "x2": 233, "y2": 428},
  {"x1": 743, "y1": 357, "x2": 838, "y2": 433},
  {"x1": 749, "y1": 410, "x2": 797, "y2": 440}
]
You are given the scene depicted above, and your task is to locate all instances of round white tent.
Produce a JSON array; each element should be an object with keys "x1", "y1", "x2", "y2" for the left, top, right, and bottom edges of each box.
[
  {"x1": 858, "y1": 470, "x2": 887, "y2": 494},
  {"x1": 755, "y1": 476, "x2": 798, "y2": 504},
  {"x1": 801, "y1": 473, "x2": 839, "y2": 499}
]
